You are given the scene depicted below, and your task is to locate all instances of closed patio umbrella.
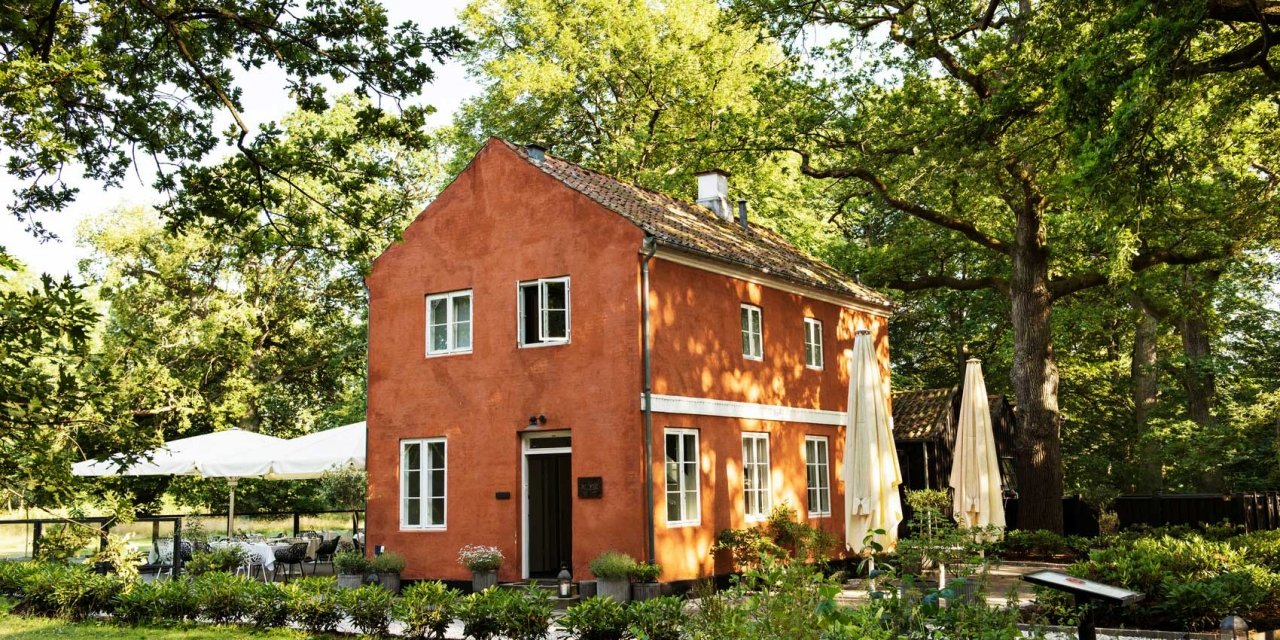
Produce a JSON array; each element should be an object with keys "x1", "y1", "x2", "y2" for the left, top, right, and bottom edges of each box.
[
  {"x1": 72, "y1": 428, "x2": 289, "y2": 536},
  {"x1": 844, "y1": 329, "x2": 903, "y2": 554},
  {"x1": 949, "y1": 358, "x2": 1006, "y2": 533}
]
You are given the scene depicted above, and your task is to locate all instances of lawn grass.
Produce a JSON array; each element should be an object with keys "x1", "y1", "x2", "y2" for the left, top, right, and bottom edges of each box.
[{"x1": 0, "y1": 611, "x2": 348, "y2": 639}]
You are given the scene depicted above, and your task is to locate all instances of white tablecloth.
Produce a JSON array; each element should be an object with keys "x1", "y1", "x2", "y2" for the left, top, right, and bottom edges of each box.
[{"x1": 212, "y1": 540, "x2": 277, "y2": 571}]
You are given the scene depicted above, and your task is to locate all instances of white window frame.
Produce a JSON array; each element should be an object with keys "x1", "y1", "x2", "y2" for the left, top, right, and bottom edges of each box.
[
  {"x1": 401, "y1": 438, "x2": 447, "y2": 530},
  {"x1": 804, "y1": 436, "x2": 831, "y2": 517},
  {"x1": 804, "y1": 317, "x2": 823, "y2": 370},
  {"x1": 742, "y1": 432, "x2": 771, "y2": 521},
  {"x1": 426, "y1": 290, "x2": 473, "y2": 356},
  {"x1": 664, "y1": 428, "x2": 701, "y2": 527},
  {"x1": 741, "y1": 304, "x2": 762, "y2": 361},
  {"x1": 518, "y1": 277, "x2": 571, "y2": 347}
]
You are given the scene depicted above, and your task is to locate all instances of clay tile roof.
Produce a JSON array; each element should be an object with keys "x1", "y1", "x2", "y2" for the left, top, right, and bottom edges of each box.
[
  {"x1": 497, "y1": 139, "x2": 891, "y2": 308},
  {"x1": 891, "y1": 388, "x2": 955, "y2": 441}
]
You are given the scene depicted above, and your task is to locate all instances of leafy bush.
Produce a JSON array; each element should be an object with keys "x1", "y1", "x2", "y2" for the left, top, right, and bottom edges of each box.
[
  {"x1": 243, "y1": 580, "x2": 290, "y2": 628},
  {"x1": 627, "y1": 595, "x2": 686, "y2": 640},
  {"x1": 185, "y1": 545, "x2": 246, "y2": 576},
  {"x1": 335, "y1": 549, "x2": 372, "y2": 575},
  {"x1": 995, "y1": 529, "x2": 1087, "y2": 561},
  {"x1": 559, "y1": 594, "x2": 629, "y2": 640},
  {"x1": 0, "y1": 561, "x2": 39, "y2": 597},
  {"x1": 87, "y1": 533, "x2": 145, "y2": 581},
  {"x1": 371, "y1": 551, "x2": 406, "y2": 575},
  {"x1": 589, "y1": 550, "x2": 637, "y2": 580},
  {"x1": 457, "y1": 587, "x2": 507, "y2": 640},
  {"x1": 16, "y1": 562, "x2": 121, "y2": 620},
  {"x1": 285, "y1": 576, "x2": 343, "y2": 633},
  {"x1": 191, "y1": 571, "x2": 251, "y2": 624},
  {"x1": 712, "y1": 526, "x2": 779, "y2": 570},
  {"x1": 396, "y1": 580, "x2": 460, "y2": 639},
  {"x1": 342, "y1": 582, "x2": 396, "y2": 636},
  {"x1": 153, "y1": 578, "x2": 197, "y2": 622},
  {"x1": 714, "y1": 504, "x2": 838, "y2": 570},
  {"x1": 114, "y1": 581, "x2": 164, "y2": 626},
  {"x1": 1158, "y1": 566, "x2": 1279, "y2": 629},
  {"x1": 458, "y1": 544, "x2": 504, "y2": 572},
  {"x1": 630, "y1": 562, "x2": 662, "y2": 583},
  {"x1": 35, "y1": 524, "x2": 95, "y2": 562},
  {"x1": 501, "y1": 585, "x2": 555, "y2": 640}
]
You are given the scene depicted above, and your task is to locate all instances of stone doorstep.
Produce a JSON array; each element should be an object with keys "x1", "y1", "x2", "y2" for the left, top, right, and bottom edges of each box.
[{"x1": 1020, "y1": 624, "x2": 1280, "y2": 640}]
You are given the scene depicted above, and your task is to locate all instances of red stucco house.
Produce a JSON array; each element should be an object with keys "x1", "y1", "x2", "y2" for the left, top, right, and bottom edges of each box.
[{"x1": 365, "y1": 139, "x2": 894, "y2": 583}]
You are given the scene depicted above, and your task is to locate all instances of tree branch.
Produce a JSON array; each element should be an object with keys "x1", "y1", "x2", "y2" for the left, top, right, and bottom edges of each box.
[
  {"x1": 1208, "y1": 0, "x2": 1280, "y2": 26},
  {"x1": 879, "y1": 274, "x2": 1009, "y2": 294},
  {"x1": 1048, "y1": 244, "x2": 1236, "y2": 299}
]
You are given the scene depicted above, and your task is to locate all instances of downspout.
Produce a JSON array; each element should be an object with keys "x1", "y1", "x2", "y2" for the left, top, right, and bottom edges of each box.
[
  {"x1": 640, "y1": 235, "x2": 658, "y2": 564},
  {"x1": 361, "y1": 281, "x2": 371, "y2": 541}
]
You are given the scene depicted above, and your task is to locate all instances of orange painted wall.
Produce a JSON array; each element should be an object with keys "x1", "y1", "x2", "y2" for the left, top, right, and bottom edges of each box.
[
  {"x1": 365, "y1": 140, "x2": 649, "y2": 581},
  {"x1": 646, "y1": 258, "x2": 891, "y2": 580}
]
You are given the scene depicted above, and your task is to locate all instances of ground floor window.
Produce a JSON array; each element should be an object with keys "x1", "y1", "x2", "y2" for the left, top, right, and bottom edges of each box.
[
  {"x1": 805, "y1": 436, "x2": 831, "y2": 517},
  {"x1": 742, "y1": 432, "x2": 771, "y2": 520},
  {"x1": 664, "y1": 428, "x2": 700, "y2": 526},
  {"x1": 401, "y1": 438, "x2": 446, "y2": 529}
]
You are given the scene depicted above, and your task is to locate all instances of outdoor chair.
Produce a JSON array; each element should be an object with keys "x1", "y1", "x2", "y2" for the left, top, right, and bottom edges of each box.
[
  {"x1": 153, "y1": 538, "x2": 176, "y2": 578},
  {"x1": 235, "y1": 548, "x2": 270, "y2": 581},
  {"x1": 273, "y1": 542, "x2": 309, "y2": 581},
  {"x1": 310, "y1": 537, "x2": 340, "y2": 571}
]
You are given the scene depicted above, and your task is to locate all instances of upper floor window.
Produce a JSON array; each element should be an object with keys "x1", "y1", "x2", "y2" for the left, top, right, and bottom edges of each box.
[
  {"x1": 741, "y1": 304, "x2": 762, "y2": 360},
  {"x1": 519, "y1": 277, "x2": 570, "y2": 346},
  {"x1": 804, "y1": 317, "x2": 823, "y2": 369},
  {"x1": 426, "y1": 290, "x2": 472, "y2": 356},
  {"x1": 742, "y1": 432, "x2": 771, "y2": 521},
  {"x1": 402, "y1": 438, "x2": 446, "y2": 529},
  {"x1": 665, "y1": 428, "x2": 701, "y2": 526},
  {"x1": 804, "y1": 436, "x2": 831, "y2": 517}
]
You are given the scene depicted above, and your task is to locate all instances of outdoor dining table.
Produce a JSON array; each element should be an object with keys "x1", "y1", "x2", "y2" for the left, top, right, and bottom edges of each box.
[{"x1": 211, "y1": 540, "x2": 278, "y2": 571}]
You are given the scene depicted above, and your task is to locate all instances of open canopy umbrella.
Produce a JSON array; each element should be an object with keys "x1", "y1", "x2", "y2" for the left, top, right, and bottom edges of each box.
[
  {"x1": 262, "y1": 421, "x2": 365, "y2": 480},
  {"x1": 949, "y1": 358, "x2": 1006, "y2": 533},
  {"x1": 844, "y1": 329, "x2": 904, "y2": 554},
  {"x1": 72, "y1": 428, "x2": 289, "y2": 535}
]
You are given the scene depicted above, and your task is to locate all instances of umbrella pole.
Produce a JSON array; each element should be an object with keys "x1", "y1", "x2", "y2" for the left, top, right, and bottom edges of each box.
[{"x1": 227, "y1": 478, "x2": 238, "y2": 537}]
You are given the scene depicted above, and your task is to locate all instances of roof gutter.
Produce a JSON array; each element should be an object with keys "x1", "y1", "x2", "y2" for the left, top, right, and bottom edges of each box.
[{"x1": 640, "y1": 234, "x2": 658, "y2": 564}]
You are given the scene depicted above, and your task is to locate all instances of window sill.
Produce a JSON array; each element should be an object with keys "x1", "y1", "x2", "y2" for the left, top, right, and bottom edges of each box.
[
  {"x1": 805, "y1": 364, "x2": 823, "y2": 371},
  {"x1": 427, "y1": 349, "x2": 472, "y2": 358},
  {"x1": 666, "y1": 519, "x2": 701, "y2": 529},
  {"x1": 399, "y1": 526, "x2": 447, "y2": 532},
  {"x1": 808, "y1": 512, "x2": 831, "y2": 519},
  {"x1": 742, "y1": 354, "x2": 763, "y2": 362},
  {"x1": 518, "y1": 340, "x2": 570, "y2": 349}
]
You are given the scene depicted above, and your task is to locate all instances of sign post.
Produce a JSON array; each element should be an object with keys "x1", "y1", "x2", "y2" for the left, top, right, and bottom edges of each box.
[{"x1": 1021, "y1": 570, "x2": 1143, "y2": 640}]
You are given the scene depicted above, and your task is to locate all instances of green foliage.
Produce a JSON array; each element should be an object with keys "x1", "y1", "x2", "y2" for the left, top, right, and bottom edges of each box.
[
  {"x1": 242, "y1": 580, "x2": 290, "y2": 629},
  {"x1": 370, "y1": 551, "x2": 406, "y2": 575},
  {"x1": 456, "y1": 587, "x2": 507, "y2": 640},
  {"x1": 715, "y1": 504, "x2": 838, "y2": 571},
  {"x1": 627, "y1": 595, "x2": 686, "y2": 640},
  {"x1": 712, "y1": 526, "x2": 779, "y2": 570},
  {"x1": 630, "y1": 562, "x2": 662, "y2": 583},
  {"x1": 284, "y1": 577, "x2": 343, "y2": 634},
  {"x1": 499, "y1": 585, "x2": 555, "y2": 640},
  {"x1": 335, "y1": 550, "x2": 372, "y2": 575},
  {"x1": 88, "y1": 534, "x2": 145, "y2": 582},
  {"x1": 341, "y1": 582, "x2": 396, "y2": 637},
  {"x1": 320, "y1": 466, "x2": 368, "y2": 511},
  {"x1": 191, "y1": 571, "x2": 252, "y2": 625},
  {"x1": 895, "y1": 492, "x2": 994, "y2": 579},
  {"x1": 396, "y1": 580, "x2": 460, "y2": 640},
  {"x1": 588, "y1": 550, "x2": 637, "y2": 580},
  {"x1": 0, "y1": 561, "x2": 39, "y2": 597},
  {"x1": 558, "y1": 595, "x2": 629, "y2": 640},
  {"x1": 185, "y1": 546, "x2": 246, "y2": 576},
  {"x1": 687, "y1": 556, "x2": 833, "y2": 640},
  {"x1": 458, "y1": 544, "x2": 505, "y2": 572},
  {"x1": 13, "y1": 562, "x2": 122, "y2": 620},
  {"x1": 152, "y1": 578, "x2": 197, "y2": 622},
  {"x1": 1158, "y1": 567, "x2": 1278, "y2": 630},
  {"x1": 113, "y1": 581, "x2": 165, "y2": 626},
  {"x1": 994, "y1": 530, "x2": 1088, "y2": 562},
  {"x1": 34, "y1": 524, "x2": 94, "y2": 562}
]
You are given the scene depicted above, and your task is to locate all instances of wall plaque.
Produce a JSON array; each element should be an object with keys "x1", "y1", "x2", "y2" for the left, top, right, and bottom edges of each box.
[
  {"x1": 495, "y1": 491, "x2": 511, "y2": 500},
  {"x1": 577, "y1": 477, "x2": 603, "y2": 499}
]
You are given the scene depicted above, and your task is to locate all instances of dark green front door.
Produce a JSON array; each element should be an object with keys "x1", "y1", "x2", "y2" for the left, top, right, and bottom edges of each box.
[{"x1": 527, "y1": 453, "x2": 572, "y2": 578}]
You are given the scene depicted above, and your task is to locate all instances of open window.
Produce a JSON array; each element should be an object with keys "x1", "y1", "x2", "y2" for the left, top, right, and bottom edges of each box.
[{"x1": 519, "y1": 277, "x2": 570, "y2": 346}]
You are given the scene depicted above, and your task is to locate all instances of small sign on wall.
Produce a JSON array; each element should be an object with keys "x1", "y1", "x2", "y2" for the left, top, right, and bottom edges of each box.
[{"x1": 577, "y1": 476, "x2": 603, "y2": 499}]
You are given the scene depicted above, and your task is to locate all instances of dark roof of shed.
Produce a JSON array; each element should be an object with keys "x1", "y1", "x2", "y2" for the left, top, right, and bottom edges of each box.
[
  {"x1": 496, "y1": 139, "x2": 891, "y2": 308},
  {"x1": 892, "y1": 388, "x2": 955, "y2": 441}
]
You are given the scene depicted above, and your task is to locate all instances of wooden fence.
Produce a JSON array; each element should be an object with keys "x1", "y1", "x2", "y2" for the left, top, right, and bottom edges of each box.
[{"x1": 998, "y1": 491, "x2": 1280, "y2": 535}]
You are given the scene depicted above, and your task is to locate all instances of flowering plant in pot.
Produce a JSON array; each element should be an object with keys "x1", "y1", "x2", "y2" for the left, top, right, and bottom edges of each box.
[
  {"x1": 458, "y1": 544, "x2": 504, "y2": 592},
  {"x1": 588, "y1": 550, "x2": 636, "y2": 603}
]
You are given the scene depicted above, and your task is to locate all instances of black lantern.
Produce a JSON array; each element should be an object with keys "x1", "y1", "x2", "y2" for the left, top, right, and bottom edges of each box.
[{"x1": 557, "y1": 564, "x2": 572, "y2": 598}]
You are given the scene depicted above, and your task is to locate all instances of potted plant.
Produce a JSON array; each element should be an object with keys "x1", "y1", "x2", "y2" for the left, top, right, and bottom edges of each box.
[
  {"x1": 371, "y1": 551, "x2": 406, "y2": 593},
  {"x1": 458, "y1": 544, "x2": 504, "y2": 592},
  {"x1": 630, "y1": 562, "x2": 662, "y2": 601},
  {"x1": 588, "y1": 550, "x2": 636, "y2": 603},
  {"x1": 334, "y1": 550, "x2": 370, "y2": 589}
]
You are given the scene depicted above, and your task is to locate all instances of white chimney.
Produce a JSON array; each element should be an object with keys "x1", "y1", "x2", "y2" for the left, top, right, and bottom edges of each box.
[{"x1": 695, "y1": 169, "x2": 731, "y2": 221}]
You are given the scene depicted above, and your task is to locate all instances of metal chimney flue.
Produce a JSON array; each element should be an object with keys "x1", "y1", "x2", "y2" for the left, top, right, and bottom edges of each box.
[{"x1": 737, "y1": 200, "x2": 748, "y2": 230}]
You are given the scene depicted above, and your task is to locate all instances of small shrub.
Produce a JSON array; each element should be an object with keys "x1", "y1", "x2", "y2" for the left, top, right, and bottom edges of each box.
[
  {"x1": 0, "y1": 561, "x2": 39, "y2": 597},
  {"x1": 396, "y1": 580, "x2": 460, "y2": 639},
  {"x1": 712, "y1": 526, "x2": 780, "y2": 569},
  {"x1": 153, "y1": 577, "x2": 197, "y2": 622},
  {"x1": 457, "y1": 587, "x2": 507, "y2": 640},
  {"x1": 343, "y1": 582, "x2": 397, "y2": 637},
  {"x1": 192, "y1": 571, "x2": 251, "y2": 624},
  {"x1": 589, "y1": 550, "x2": 636, "y2": 580},
  {"x1": 114, "y1": 580, "x2": 164, "y2": 626},
  {"x1": 243, "y1": 580, "x2": 290, "y2": 628},
  {"x1": 560, "y1": 595, "x2": 629, "y2": 640},
  {"x1": 286, "y1": 576, "x2": 343, "y2": 633},
  {"x1": 371, "y1": 551, "x2": 406, "y2": 575},
  {"x1": 501, "y1": 585, "x2": 555, "y2": 640},
  {"x1": 335, "y1": 550, "x2": 372, "y2": 575},
  {"x1": 630, "y1": 562, "x2": 662, "y2": 583},
  {"x1": 35, "y1": 524, "x2": 95, "y2": 562},
  {"x1": 458, "y1": 544, "x2": 504, "y2": 572},
  {"x1": 186, "y1": 545, "x2": 246, "y2": 576},
  {"x1": 627, "y1": 595, "x2": 686, "y2": 640},
  {"x1": 1157, "y1": 566, "x2": 1279, "y2": 629},
  {"x1": 87, "y1": 533, "x2": 145, "y2": 582},
  {"x1": 18, "y1": 562, "x2": 121, "y2": 620}
]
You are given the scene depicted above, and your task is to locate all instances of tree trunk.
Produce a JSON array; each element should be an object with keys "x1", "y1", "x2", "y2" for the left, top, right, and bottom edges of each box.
[
  {"x1": 1132, "y1": 303, "x2": 1162, "y2": 492},
  {"x1": 1177, "y1": 267, "x2": 1222, "y2": 490},
  {"x1": 1008, "y1": 198, "x2": 1064, "y2": 533}
]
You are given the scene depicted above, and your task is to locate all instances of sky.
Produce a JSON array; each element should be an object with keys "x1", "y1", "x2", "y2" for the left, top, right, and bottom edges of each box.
[{"x1": 0, "y1": 0, "x2": 476, "y2": 280}]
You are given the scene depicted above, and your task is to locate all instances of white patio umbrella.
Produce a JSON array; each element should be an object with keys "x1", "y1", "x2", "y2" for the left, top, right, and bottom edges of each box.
[
  {"x1": 949, "y1": 358, "x2": 1006, "y2": 533},
  {"x1": 261, "y1": 421, "x2": 365, "y2": 480},
  {"x1": 844, "y1": 329, "x2": 904, "y2": 555},
  {"x1": 72, "y1": 428, "x2": 289, "y2": 536}
]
